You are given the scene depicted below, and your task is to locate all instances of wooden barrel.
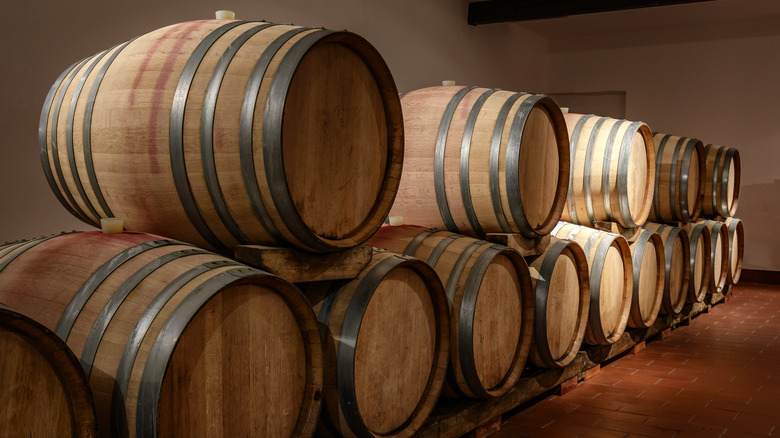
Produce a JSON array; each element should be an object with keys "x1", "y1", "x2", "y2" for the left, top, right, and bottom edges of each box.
[
  {"x1": 552, "y1": 223, "x2": 632, "y2": 345},
  {"x1": 390, "y1": 85, "x2": 569, "y2": 239},
  {"x1": 695, "y1": 219, "x2": 730, "y2": 294},
  {"x1": 561, "y1": 114, "x2": 655, "y2": 228},
  {"x1": 39, "y1": 19, "x2": 403, "y2": 253},
  {"x1": 702, "y1": 144, "x2": 741, "y2": 218},
  {"x1": 641, "y1": 222, "x2": 690, "y2": 315},
  {"x1": 0, "y1": 302, "x2": 96, "y2": 438},
  {"x1": 367, "y1": 225, "x2": 533, "y2": 399},
  {"x1": 0, "y1": 232, "x2": 322, "y2": 438},
  {"x1": 649, "y1": 133, "x2": 705, "y2": 223},
  {"x1": 526, "y1": 238, "x2": 590, "y2": 368},
  {"x1": 300, "y1": 250, "x2": 449, "y2": 437},
  {"x1": 724, "y1": 217, "x2": 744, "y2": 284},
  {"x1": 626, "y1": 229, "x2": 664, "y2": 328},
  {"x1": 683, "y1": 223, "x2": 712, "y2": 303}
]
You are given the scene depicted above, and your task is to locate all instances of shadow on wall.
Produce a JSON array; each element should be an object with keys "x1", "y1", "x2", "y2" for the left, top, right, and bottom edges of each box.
[{"x1": 735, "y1": 179, "x2": 780, "y2": 271}]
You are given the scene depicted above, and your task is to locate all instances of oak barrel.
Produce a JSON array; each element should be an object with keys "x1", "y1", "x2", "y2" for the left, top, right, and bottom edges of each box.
[
  {"x1": 626, "y1": 229, "x2": 664, "y2": 328},
  {"x1": 723, "y1": 217, "x2": 744, "y2": 284},
  {"x1": 40, "y1": 19, "x2": 403, "y2": 253},
  {"x1": 390, "y1": 85, "x2": 569, "y2": 238},
  {"x1": 695, "y1": 219, "x2": 730, "y2": 294},
  {"x1": 0, "y1": 232, "x2": 322, "y2": 438},
  {"x1": 649, "y1": 134, "x2": 705, "y2": 223},
  {"x1": 0, "y1": 302, "x2": 96, "y2": 438},
  {"x1": 552, "y1": 223, "x2": 632, "y2": 345},
  {"x1": 561, "y1": 114, "x2": 655, "y2": 228},
  {"x1": 641, "y1": 222, "x2": 690, "y2": 315},
  {"x1": 683, "y1": 223, "x2": 712, "y2": 303},
  {"x1": 526, "y1": 238, "x2": 590, "y2": 368},
  {"x1": 702, "y1": 144, "x2": 740, "y2": 218},
  {"x1": 367, "y1": 225, "x2": 533, "y2": 398},
  {"x1": 300, "y1": 250, "x2": 449, "y2": 438}
]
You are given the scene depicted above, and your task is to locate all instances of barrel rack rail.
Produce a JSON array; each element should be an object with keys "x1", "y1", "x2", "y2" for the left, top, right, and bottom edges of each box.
[{"x1": 418, "y1": 286, "x2": 733, "y2": 438}]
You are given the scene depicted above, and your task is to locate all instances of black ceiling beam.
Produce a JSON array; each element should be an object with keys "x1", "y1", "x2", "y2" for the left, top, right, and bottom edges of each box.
[{"x1": 468, "y1": 0, "x2": 715, "y2": 25}]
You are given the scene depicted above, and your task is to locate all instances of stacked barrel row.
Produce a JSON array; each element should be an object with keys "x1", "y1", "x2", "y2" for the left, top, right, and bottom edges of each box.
[
  {"x1": 9, "y1": 17, "x2": 449, "y2": 438},
  {"x1": 2, "y1": 15, "x2": 746, "y2": 438}
]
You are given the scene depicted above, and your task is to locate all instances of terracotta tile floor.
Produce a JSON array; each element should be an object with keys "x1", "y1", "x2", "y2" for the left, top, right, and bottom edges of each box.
[{"x1": 494, "y1": 283, "x2": 780, "y2": 438}]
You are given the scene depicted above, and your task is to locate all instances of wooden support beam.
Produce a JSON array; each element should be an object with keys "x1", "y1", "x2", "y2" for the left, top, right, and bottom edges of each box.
[
  {"x1": 486, "y1": 233, "x2": 550, "y2": 257},
  {"x1": 468, "y1": 0, "x2": 716, "y2": 25},
  {"x1": 234, "y1": 244, "x2": 372, "y2": 283},
  {"x1": 469, "y1": 416, "x2": 502, "y2": 438}
]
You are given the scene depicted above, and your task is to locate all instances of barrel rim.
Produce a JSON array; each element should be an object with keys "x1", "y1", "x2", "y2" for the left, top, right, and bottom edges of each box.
[
  {"x1": 271, "y1": 30, "x2": 405, "y2": 251},
  {"x1": 628, "y1": 230, "x2": 664, "y2": 328},
  {"x1": 0, "y1": 304, "x2": 98, "y2": 437}
]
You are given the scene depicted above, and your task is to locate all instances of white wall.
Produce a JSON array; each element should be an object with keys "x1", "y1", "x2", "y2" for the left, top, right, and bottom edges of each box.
[
  {"x1": 0, "y1": 0, "x2": 549, "y2": 244},
  {"x1": 547, "y1": 35, "x2": 780, "y2": 270}
]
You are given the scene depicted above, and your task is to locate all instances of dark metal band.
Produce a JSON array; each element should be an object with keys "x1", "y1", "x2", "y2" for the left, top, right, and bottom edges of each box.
[
  {"x1": 489, "y1": 93, "x2": 523, "y2": 233},
  {"x1": 170, "y1": 21, "x2": 247, "y2": 254},
  {"x1": 110, "y1": 259, "x2": 241, "y2": 438},
  {"x1": 443, "y1": 240, "x2": 486, "y2": 307},
  {"x1": 506, "y1": 94, "x2": 544, "y2": 237},
  {"x1": 264, "y1": 29, "x2": 344, "y2": 252},
  {"x1": 434, "y1": 86, "x2": 476, "y2": 233},
  {"x1": 47, "y1": 57, "x2": 94, "y2": 223},
  {"x1": 629, "y1": 230, "x2": 653, "y2": 325},
  {"x1": 40, "y1": 60, "x2": 81, "y2": 220},
  {"x1": 402, "y1": 228, "x2": 438, "y2": 256},
  {"x1": 460, "y1": 89, "x2": 497, "y2": 236},
  {"x1": 601, "y1": 119, "x2": 625, "y2": 221},
  {"x1": 80, "y1": 248, "x2": 209, "y2": 377},
  {"x1": 240, "y1": 27, "x2": 308, "y2": 248},
  {"x1": 201, "y1": 23, "x2": 274, "y2": 245},
  {"x1": 710, "y1": 145, "x2": 723, "y2": 215},
  {"x1": 668, "y1": 137, "x2": 684, "y2": 221},
  {"x1": 136, "y1": 267, "x2": 264, "y2": 437},
  {"x1": 55, "y1": 239, "x2": 186, "y2": 340},
  {"x1": 82, "y1": 40, "x2": 134, "y2": 219},
  {"x1": 582, "y1": 228, "x2": 602, "y2": 256},
  {"x1": 336, "y1": 254, "x2": 418, "y2": 436},
  {"x1": 721, "y1": 148, "x2": 737, "y2": 216},
  {"x1": 0, "y1": 234, "x2": 64, "y2": 273},
  {"x1": 583, "y1": 117, "x2": 608, "y2": 224},
  {"x1": 567, "y1": 115, "x2": 593, "y2": 224},
  {"x1": 458, "y1": 244, "x2": 505, "y2": 397},
  {"x1": 653, "y1": 134, "x2": 671, "y2": 219},
  {"x1": 0, "y1": 241, "x2": 27, "y2": 262},
  {"x1": 533, "y1": 239, "x2": 570, "y2": 367},
  {"x1": 679, "y1": 138, "x2": 696, "y2": 222},
  {"x1": 587, "y1": 234, "x2": 617, "y2": 345},
  {"x1": 426, "y1": 233, "x2": 461, "y2": 267},
  {"x1": 688, "y1": 224, "x2": 705, "y2": 294},
  {"x1": 66, "y1": 48, "x2": 112, "y2": 224},
  {"x1": 616, "y1": 122, "x2": 643, "y2": 227}
]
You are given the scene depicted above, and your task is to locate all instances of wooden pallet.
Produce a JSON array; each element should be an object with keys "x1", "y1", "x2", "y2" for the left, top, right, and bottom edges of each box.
[{"x1": 416, "y1": 287, "x2": 731, "y2": 437}]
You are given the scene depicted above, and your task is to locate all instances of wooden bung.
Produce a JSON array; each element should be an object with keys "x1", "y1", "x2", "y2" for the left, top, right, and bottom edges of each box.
[
  {"x1": 723, "y1": 217, "x2": 744, "y2": 284},
  {"x1": 299, "y1": 250, "x2": 450, "y2": 438},
  {"x1": 390, "y1": 85, "x2": 569, "y2": 239},
  {"x1": 649, "y1": 133, "x2": 706, "y2": 223},
  {"x1": 40, "y1": 19, "x2": 403, "y2": 253},
  {"x1": 695, "y1": 219, "x2": 730, "y2": 294},
  {"x1": 682, "y1": 222, "x2": 712, "y2": 303},
  {"x1": 560, "y1": 113, "x2": 655, "y2": 228},
  {"x1": 0, "y1": 232, "x2": 322, "y2": 438},
  {"x1": 367, "y1": 225, "x2": 533, "y2": 399},
  {"x1": 526, "y1": 237, "x2": 590, "y2": 368},
  {"x1": 552, "y1": 223, "x2": 632, "y2": 345},
  {"x1": 626, "y1": 229, "x2": 664, "y2": 329},
  {"x1": 0, "y1": 303, "x2": 97, "y2": 438},
  {"x1": 641, "y1": 222, "x2": 690, "y2": 315},
  {"x1": 702, "y1": 144, "x2": 741, "y2": 218}
]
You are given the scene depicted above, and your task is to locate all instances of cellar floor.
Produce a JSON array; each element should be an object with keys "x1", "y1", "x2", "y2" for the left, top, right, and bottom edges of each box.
[{"x1": 494, "y1": 282, "x2": 780, "y2": 438}]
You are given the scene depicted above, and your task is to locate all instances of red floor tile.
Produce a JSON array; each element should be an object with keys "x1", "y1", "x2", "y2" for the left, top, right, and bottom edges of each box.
[{"x1": 499, "y1": 283, "x2": 780, "y2": 438}]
